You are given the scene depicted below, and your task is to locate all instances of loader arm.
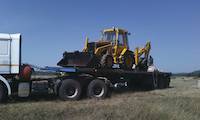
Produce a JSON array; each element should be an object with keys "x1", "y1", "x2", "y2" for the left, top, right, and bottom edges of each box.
[
  {"x1": 134, "y1": 41, "x2": 151, "y2": 66},
  {"x1": 83, "y1": 36, "x2": 89, "y2": 52},
  {"x1": 94, "y1": 44, "x2": 112, "y2": 56}
]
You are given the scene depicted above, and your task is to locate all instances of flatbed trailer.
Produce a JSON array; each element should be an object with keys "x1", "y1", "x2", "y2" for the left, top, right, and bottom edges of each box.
[
  {"x1": 10, "y1": 67, "x2": 172, "y2": 101},
  {"x1": 0, "y1": 66, "x2": 171, "y2": 102}
]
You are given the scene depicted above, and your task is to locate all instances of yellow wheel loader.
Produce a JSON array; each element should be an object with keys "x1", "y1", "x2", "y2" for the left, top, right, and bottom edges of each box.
[{"x1": 57, "y1": 27, "x2": 152, "y2": 71}]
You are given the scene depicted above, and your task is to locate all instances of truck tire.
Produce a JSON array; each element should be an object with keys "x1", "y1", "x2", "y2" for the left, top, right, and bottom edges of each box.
[
  {"x1": 0, "y1": 83, "x2": 7, "y2": 103},
  {"x1": 59, "y1": 79, "x2": 82, "y2": 101},
  {"x1": 87, "y1": 79, "x2": 108, "y2": 99},
  {"x1": 100, "y1": 54, "x2": 113, "y2": 68}
]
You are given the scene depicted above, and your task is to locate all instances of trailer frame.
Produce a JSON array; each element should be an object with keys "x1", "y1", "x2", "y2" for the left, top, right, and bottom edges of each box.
[{"x1": 0, "y1": 66, "x2": 171, "y2": 102}]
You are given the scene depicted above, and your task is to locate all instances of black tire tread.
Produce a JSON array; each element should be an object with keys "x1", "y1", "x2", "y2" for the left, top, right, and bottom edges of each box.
[
  {"x1": 87, "y1": 79, "x2": 108, "y2": 99},
  {"x1": 0, "y1": 83, "x2": 8, "y2": 103},
  {"x1": 58, "y1": 79, "x2": 82, "y2": 101}
]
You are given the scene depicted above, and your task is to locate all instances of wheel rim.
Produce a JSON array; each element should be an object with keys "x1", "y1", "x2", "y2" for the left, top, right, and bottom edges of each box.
[
  {"x1": 93, "y1": 86, "x2": 104, "y2": 97},
  {"x1": 64, "y1": 86, "x2": 78, "y2": 98}
]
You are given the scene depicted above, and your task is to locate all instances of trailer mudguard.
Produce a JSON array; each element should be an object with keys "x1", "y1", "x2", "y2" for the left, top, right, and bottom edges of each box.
[{"x1": 0, "y1": 75, "x2": 11, "y2": 95}]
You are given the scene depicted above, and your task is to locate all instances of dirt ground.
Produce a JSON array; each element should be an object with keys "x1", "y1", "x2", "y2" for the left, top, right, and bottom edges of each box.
[{"x1": 0, "y1": 76, "x2": 200, "y2": 120}]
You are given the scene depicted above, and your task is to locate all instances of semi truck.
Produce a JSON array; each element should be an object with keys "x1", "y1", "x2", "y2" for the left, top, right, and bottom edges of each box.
[{"x1": 0, "y1": 32, "x2": 171, "y2": 103}]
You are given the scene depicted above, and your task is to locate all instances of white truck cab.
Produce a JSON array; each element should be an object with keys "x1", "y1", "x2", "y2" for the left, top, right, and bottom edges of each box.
[
  {"x1": 0, "y1": 33, "x2": 21, "y2": 74},
  {"x1": 0, "y1": 33, "x2": 21, "y2": 102}
]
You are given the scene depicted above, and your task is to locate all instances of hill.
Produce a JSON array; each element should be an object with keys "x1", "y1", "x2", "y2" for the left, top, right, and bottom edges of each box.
[{"x1": 173, "y1": 70, "x2": 200, "y2": 77}]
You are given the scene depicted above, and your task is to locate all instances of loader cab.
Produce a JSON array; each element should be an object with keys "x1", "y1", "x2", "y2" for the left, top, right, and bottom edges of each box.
[
  {"x1": 102, "y1": 28, "x2": 129, "y2": 48},
  {"x1": 117, "y1": 31, "x2": 129, "y2": 49},
  {"x1": 102, "y1": 28, "x2": 130, "y2": 64}
]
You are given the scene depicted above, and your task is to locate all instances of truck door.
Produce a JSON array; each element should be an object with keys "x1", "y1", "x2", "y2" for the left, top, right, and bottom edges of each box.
[{"x1": 0, "y1": 39, "x2": 11, "y2": 74}]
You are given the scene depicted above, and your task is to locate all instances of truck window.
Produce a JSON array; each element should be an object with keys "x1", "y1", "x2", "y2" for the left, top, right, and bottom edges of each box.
[{"x1": 0, "y1": 40, "x2": 9, "y2": 55}]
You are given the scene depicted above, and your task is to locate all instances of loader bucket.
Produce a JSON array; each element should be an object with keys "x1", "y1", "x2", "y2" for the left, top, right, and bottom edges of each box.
[{"x1": 57, "y1": 51, "x2": 95, "y2": 67}]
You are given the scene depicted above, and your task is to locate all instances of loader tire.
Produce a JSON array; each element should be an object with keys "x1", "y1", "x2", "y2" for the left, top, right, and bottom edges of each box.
[
  {"x1": 0, "y1": 83, "x2": 8, "y2": 103},
  {"x1": 59, "y1": 79, "x2": 82, "y2": 101},
  {"x1": 87, "y1": 79, "x2": 108, "y2": 99},
  {"x1": 100, "y1": 54, "x2": 113, "y2": 68},
  {"x1": 120, "y1": 54, "x2": 134, "y2": 70}
]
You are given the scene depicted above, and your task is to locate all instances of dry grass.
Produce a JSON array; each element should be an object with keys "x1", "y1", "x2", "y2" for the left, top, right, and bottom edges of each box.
[{"x1": 1, "y1": 77, "x2": 200, "y2": 120}]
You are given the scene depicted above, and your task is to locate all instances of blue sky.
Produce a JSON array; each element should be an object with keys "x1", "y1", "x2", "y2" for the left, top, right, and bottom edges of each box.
[{"x1": 0, "y1": 0, "x2": 200, "y2": 73}]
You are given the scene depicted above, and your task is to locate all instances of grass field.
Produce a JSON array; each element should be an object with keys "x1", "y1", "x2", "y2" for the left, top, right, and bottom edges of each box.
[{"x1": 1, "y1": 77, "x2": 200, "y2": 120}]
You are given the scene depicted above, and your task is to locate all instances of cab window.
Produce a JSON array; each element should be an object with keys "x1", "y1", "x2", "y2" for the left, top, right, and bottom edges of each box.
[
  {"x1": 118, "y1": 33, "x2": 124, "y2": 45},
  {"x1": 103, "y1": 32, "x2": 116, "y2": 44}
]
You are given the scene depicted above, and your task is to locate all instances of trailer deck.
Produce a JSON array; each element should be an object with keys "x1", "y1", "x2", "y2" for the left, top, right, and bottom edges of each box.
[{"x1": 39, "y1": 66, "x2": 171, "y2": 91}]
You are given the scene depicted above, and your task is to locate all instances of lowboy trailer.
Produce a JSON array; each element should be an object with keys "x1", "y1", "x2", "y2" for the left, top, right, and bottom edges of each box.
[{"x1": 0, "y1": 33, "x2": 171, "y2": 102}]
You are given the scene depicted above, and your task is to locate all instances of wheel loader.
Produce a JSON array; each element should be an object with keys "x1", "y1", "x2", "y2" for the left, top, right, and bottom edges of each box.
[{"x1": 57, "y1": 27, "x2": 152, "y2": 71}]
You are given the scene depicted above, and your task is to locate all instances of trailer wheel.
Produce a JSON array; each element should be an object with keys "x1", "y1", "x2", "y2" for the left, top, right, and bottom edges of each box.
[
  {"x1": 59, "y1": 79, "x2": 82, "y2": 101},
  {"x1": 87, "y1": 79, "x2": 108, "y2": 99},
  {"x1": 0, "y1": 83, "x2": 8, "y2": 103}
]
